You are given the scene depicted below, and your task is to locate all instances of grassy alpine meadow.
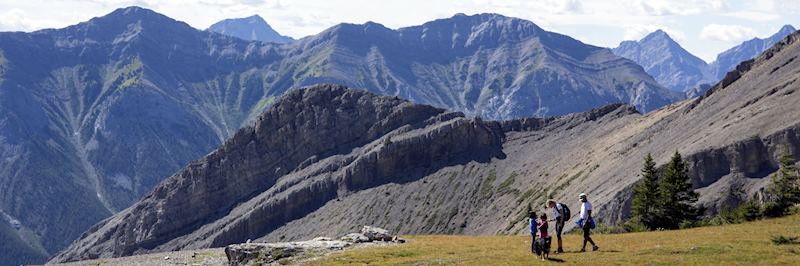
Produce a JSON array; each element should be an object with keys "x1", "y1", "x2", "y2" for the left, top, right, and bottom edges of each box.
[{"x1": 309, "y1": 214, "x2": 800, "y2": 265}]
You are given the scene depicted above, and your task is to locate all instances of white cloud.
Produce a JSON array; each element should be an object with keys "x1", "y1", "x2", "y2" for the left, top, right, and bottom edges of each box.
[
  {"x1": 700, "y1": 24, "x2": 757, "y2": 42},
  {"x1": 633, "y1": 0, "x2": 727, "y2": 16},
  {"x1": 0, "y1": 8, "x2": 61, "y2": 31},
  {"x1": 724, "y1": 11, "x2": 780, "y2": 22}
]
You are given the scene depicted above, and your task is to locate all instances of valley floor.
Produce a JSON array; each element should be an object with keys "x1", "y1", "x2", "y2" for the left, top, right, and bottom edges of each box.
[{"x1": 52, "y1": 214, "x2": 800, "y2": 265}]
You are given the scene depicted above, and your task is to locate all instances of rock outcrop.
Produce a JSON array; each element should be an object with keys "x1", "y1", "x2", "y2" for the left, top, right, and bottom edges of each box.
[{"x1": 224, "y1": 226, "x2": 401, "y2": 266}]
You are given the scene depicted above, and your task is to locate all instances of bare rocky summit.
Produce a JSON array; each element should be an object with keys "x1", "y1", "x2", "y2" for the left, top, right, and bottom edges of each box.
[
  {"x1": 207, "y1": 15, "x2": 294, "y2": 43},
  {"x1": 613, "y1": 30, "x2": 711, "y2": 92}
]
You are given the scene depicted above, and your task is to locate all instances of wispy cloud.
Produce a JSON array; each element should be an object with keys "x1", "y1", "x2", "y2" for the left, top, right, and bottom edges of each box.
[
  {"x1": 723, "y1": 11, "x2": 781, "y2": 22},
  {"x1": 700, "y1": 24, "x2": 757, "y2": 42},
  {"x1": 0, "y1": 8, "x2": 61, "y2": 31}
]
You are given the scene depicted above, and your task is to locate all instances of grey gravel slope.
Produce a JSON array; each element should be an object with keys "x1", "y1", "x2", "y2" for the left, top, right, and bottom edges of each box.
[{"x1": 54, "y1": 30, "x2": 800, "y2": 262}]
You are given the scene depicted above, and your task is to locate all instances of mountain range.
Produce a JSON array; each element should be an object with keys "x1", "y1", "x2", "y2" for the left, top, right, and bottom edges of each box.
[
  {"x1": 613, "y1": 25, "x2": 796, "y2": 94},
  {"x1": 612, "y1": 30, "x2": 711, "y2": 92},
  {"x1": 0, "y1": 7, "x2": 680, "y2": 265},
  {"x1": 206, "y1": 15, "x2": 294, "y2": 43},
  {"x1": 709, "y1": 24, "x2": 797, "y2": 81},
  {"x1": 55, "y1": 27, "x2": 800, "y2": 261}
]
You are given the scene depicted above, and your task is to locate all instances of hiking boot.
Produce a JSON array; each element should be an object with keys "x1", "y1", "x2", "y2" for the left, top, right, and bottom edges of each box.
[
  {"x1": 579, "y1": 248, "x2": 586, "y2": 252},
  {"x1": 592, "y1": 245, "x2": 600, "y2": 251}
]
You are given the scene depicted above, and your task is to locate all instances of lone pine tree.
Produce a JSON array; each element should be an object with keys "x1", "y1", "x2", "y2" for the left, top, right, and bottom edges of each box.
[{"x1": 631, "y1": 153, "x2": 660, "y2": 229}]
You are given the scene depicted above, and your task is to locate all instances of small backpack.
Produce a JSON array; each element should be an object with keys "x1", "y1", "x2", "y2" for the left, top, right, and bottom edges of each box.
[{"x1": 559, "y1": 203, "x2": 571, "y2": 220}]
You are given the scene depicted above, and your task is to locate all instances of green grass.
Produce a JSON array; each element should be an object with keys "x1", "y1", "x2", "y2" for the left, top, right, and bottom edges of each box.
[
  {"x1": 479, "y1": 169, "x2": 497, "y2": 198},
  {"x1": 310, "y1": 214, "x2": 800, "y2": 265},
  {"x1": 498, "y1": 171, "x2": 518, "y2": 193},
  {"x1": 113, "y1": 56, "x2": 143, "y2": 90}
]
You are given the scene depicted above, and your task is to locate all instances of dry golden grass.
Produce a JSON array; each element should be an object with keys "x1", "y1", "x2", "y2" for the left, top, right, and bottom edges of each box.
[{"x1": 310, "y1": 214, "x2": 800, "y2": 265}]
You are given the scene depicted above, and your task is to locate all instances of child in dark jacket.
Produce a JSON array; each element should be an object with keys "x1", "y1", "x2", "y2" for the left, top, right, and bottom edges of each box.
[
  {"x1": 535, "y1": 213, "x2": 552, "y2": 260},
  {"x1": 538, "y1": 213, "x2": 549, "y2": 239}
]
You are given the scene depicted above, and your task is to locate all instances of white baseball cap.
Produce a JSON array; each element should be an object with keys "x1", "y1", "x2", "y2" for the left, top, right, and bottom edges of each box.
[{"x1": 579, "y1": 193, "x2": 587, "y2": 199}]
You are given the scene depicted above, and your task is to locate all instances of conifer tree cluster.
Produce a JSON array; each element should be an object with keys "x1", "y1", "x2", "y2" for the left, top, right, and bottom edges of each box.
[
  {"x1": 763, "y1": 151, "x2": 800, "y2": 217},
  {"x1": 630, "y1": 149, "x2": 800, "y2": 230},
  {"x1": 629, "y1": 152, "x2": 698, "y2": 230}
]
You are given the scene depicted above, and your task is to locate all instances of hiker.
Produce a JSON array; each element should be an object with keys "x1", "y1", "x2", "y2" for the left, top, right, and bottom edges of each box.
[
  {"x1": 547, "y1": 199, "x2": 569, "y2": 253},
  {"x1": 528, "y1": 211, "x2": 537, "y2": 254},
  {"x1": 577, "y1": 193, "x2": 599, "y2": 252}
]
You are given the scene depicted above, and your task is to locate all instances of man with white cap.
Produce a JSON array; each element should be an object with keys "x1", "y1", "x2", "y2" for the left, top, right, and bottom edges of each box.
[{"x1": 579, "y1": 193, "x2": 599, "y2": 252}]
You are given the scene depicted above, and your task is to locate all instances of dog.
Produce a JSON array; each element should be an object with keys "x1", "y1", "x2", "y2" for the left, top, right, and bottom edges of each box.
[{"x1": 534, "y1": 236, "x2": 552, "y2": 260}]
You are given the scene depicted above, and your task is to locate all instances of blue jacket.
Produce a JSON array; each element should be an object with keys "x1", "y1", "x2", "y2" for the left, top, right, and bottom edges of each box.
[
  {"x1": 576, "y1": 218, "x2": 596, "y2": 229},
  {"x1": 529, "y1": 218, "x2": 536, "y2": 235}
]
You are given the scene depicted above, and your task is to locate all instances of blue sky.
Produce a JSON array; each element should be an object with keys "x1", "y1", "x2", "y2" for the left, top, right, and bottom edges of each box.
[{"x1": 0, "y1": 0, "x2": 797, "y2": 62}]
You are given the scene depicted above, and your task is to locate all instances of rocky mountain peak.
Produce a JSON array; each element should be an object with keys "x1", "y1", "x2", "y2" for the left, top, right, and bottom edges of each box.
[
  {"x1": 709, "y1": 24, "x2": 798, "y2": 81},
  {"x1": 639, "y1": 30, "x2": 687, "y2": 53},
  {"x1": 46, "y1": 6, "x2": 196, "y2": 45},
  {"x1": 412, "y1": 13, "x2": 544, "y2": 42},
  {"x1": 613, "y1": 29, "x2": 710, "y2": 91},
  {"x1": 644, "y1": 29, "x2": 669, "y2": 39},
  {"x1": 207, "y1": 14, "x2": 293, "y2": 43},
  {"x1": 778, "y1": 24, "x2": 796, "y2": 36}
]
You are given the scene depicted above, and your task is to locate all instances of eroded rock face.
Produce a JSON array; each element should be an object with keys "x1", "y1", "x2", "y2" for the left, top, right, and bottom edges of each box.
[{"x1": 52, "y1": 84, "x2": 505, "y2": 262}]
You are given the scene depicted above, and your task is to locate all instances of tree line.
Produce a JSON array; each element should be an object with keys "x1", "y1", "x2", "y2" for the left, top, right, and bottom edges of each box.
[{"x1": 627, "y1": 150, "x2": 800, "y2": 231}]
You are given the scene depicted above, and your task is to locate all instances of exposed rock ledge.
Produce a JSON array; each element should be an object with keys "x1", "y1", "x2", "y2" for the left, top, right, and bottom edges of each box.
[{"x1": 224, "y1": 226, "x2": 403, "y2": 265}]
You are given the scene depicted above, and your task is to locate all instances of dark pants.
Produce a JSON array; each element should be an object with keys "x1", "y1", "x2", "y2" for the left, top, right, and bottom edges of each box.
[
  {"x1": 531, "y1": 234, "x2": 536, "y2": 253},
  {"x1": 582, "y1": 220, "x2": 595, "y2": 249},
  {"x1": 555, "y1": 220, "x2": 564, "y2": 240}
]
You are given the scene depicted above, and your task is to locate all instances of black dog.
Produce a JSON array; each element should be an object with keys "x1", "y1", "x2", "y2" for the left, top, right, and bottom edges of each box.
[{"x1": 534, "y1": 236, "x2": 552, "y2": 260}]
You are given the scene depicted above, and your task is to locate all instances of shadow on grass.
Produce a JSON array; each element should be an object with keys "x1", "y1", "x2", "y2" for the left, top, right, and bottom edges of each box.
[
  {"x1": 598, "y1": 250, "x2": 622, "y2": 253},
  {"x1": 557, "y1": 249, "x2": 621, "y2": 254},
  {"x1": 546, "y1": 258, "x2": 566, "y2": 263}
]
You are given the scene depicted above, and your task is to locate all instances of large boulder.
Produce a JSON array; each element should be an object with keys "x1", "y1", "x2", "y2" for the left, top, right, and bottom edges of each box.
[
  {"x1": 340, "y1": 233, "x2": 370, "y2": 243},
  {"x1": 360, "y1": 226, "x2": 393, "y2": 242}
]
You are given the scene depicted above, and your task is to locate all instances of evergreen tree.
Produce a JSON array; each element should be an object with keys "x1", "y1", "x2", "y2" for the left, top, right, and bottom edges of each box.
[
  {"x1": 631, "y1": 153, "x2": 660, "y2": 229},
  {"x1": 765, "y1": 150, "x2": 800, "y2": 216},
  {"x1": 657, "y1": 151, "x2": 698, "y2": 229}
]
